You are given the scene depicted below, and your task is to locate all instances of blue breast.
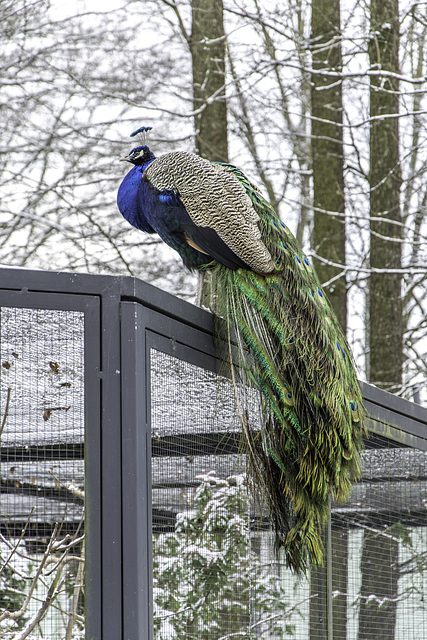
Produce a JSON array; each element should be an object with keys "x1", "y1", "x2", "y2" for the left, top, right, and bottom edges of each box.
[{"x1": 117, "y1": 165, "x2": 155, "y2": 233}]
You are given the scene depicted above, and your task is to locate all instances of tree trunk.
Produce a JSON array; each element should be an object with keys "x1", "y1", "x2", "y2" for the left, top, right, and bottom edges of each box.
[
  {"x1": 190, "y1": 0, "x2": 228, "y2": 162},
  {"x1": 368, "y1": 0, "x2": 403, "y2": 392},
  {"x1": 331, "y1": 527, "x2": 348, "y2": 640},
  {"x1": 358, "y1": 530, "x2": 400, "y2": 640},
  {"x1": 310, "y1": 3, "x2": 347, "y2": 637},
  {"x1": 190, "y1": 0, "x2": 228, "y2": 305},
  {"x1": 310, "y1": 540, "x2": 328, "y2": 640},
  {"x1": 311, "y1": 0, "x2": 346, "y2": 331},
  {"x1": 309, "y1": 525, "x2": 349, "y2": 640},
  {"x1": 359, "y1": 1, "x2": 402, "y2": 638}
]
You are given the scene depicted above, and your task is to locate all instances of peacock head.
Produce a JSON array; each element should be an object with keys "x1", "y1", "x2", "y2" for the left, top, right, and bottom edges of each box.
[{"x1": 121, "y1": 145, "x2": 155, "y2": 166}]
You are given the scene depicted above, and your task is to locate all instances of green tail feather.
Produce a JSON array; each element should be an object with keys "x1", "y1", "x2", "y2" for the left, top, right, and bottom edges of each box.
[{"x1": 208, "y1": 163, "x2": 367, "y2": 574}]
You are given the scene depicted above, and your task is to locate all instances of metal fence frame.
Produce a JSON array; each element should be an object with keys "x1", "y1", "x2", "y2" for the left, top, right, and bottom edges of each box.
[{"x1": 1, "y1": 267, "x2": 426, "y2": 640}]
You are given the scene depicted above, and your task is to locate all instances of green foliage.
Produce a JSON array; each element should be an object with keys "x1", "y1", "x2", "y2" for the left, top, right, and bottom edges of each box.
[{"x1": 153, "y1": 473, "x2": 296, "y2": 639}]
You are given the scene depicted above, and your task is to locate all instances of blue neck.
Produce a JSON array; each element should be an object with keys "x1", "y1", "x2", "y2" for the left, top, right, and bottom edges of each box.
[{"x1": 117, "y1": 155, "x2": 156, "y2": 233}]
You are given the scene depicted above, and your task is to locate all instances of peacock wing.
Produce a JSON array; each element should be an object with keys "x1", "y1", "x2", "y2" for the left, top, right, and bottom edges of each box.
[{"x1": 145, "y1": 151, "x2": 275, "y2": 274}]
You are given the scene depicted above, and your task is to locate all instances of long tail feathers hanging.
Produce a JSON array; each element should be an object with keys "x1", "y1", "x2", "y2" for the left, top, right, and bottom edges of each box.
[{"x1": 206, "y1": 165, "x2": 366, "y2": 574}]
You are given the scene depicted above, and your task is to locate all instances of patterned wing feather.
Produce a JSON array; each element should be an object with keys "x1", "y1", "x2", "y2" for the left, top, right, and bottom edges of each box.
[{"x1": 145, "y1": 152, "x2": 275, "y2": 273}]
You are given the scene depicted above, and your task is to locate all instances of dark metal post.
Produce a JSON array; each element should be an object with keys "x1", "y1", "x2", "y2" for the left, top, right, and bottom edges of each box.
[{"x1": 121, "y1": 302, "x2": 153, "y2": 640}]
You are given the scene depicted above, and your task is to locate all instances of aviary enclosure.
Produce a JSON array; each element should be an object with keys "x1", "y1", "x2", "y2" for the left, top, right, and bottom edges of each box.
[{"x1": 1, "y1": 268, "x2": 427, "y2": 640}]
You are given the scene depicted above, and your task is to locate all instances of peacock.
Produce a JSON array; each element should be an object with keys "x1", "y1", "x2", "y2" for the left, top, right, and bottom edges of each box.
[{"x1": 117, "y1": 127, "x2": 366, "y2": 573}]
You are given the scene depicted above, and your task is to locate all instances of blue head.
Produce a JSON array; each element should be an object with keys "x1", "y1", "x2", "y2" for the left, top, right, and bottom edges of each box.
[{"x1": 121, "y1": 144, "x2": 156, "y2": 167}]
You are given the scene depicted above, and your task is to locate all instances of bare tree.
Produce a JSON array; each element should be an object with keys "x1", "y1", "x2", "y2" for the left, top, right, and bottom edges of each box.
[
  {"x1": 0, "y1": 0, "x2": 196, "y2": 296},
  {"x1": 359, "y1": 1, "x2": 402, "y2": 638},
  {"x1": 190, "y1": 0, "x2": 228, "y2": 162},
  {"x1": 311, "y1": 0, "x2": 347, "y2": 331},
  {"x1": 367, "y1": 0, "x2": 403, "y2": 394},
  {"x1": 309, "y1": 1, "x2": 348, "y2": 635}
]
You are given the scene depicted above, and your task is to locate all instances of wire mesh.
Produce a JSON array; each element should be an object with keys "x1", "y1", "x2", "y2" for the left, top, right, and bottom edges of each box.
[
  {"x1": 338, "y1": 445, "x2": 427, "y2": 640},
  {"x1": 150, "y1": 349, "x2": 427, "y2": 640},
  {"x1": 0, "y1": 306, "x2": 85, "y2": 640},
  {"x1": 2, "y1": 297, "x2": 425, "y2": 640},
  {"x1": 150, "y1": 349, "x2": 306, "y2": 639}
]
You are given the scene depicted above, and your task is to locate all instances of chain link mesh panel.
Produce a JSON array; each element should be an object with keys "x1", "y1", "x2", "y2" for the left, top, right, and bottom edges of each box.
[
  {"x1": 2, "y1": 292, "x2": 426, "y2": 640},
  {"x1": 0, "y1": 307, "x2": 85, "y2": 640},
  {"x1": 337, "y1": 444, "x2": 427, "y2": 640},
  {"x1": 151, "y1": 349, "x2": 427, "y2": 640}
]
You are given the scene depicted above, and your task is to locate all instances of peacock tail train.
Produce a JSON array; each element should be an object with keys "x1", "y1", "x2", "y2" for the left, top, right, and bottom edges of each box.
[
  {"x1": 117, "y1": 138, "x2": 367, "y2": 574},
  {"x1": 206, "y1": 164, "x2": 366, "y2": 572}
]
